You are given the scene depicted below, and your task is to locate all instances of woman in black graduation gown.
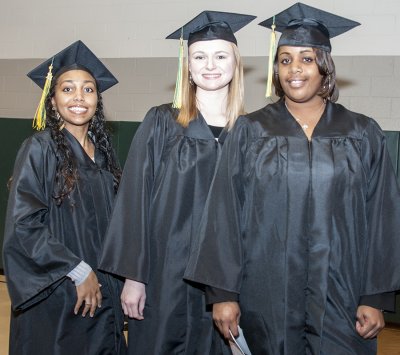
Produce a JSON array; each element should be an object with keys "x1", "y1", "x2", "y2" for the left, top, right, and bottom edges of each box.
[
  {"x1": 99, "y1": 11, "x2": 255, "y2": 355},
  {"x1": 184, "y1": 3, "x2": 400, "y2": 355},
  {"x1": 2, "y1": 41, "x2": 126, "y2": 355}
]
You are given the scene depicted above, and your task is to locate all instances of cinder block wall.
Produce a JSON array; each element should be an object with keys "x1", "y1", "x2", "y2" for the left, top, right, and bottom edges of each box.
[{"x1": 1, "y1": 56, "x2": 400, "y2": 130}]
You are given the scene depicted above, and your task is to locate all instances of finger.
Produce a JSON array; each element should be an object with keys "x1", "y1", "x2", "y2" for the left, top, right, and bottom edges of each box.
[
  {"x1": 74, "y1": 298, "x2": 83, "y2": 315},
  {"x1": 126, "y1": 302, "x2": 136, "y2": 319},
  {"x1": 131, "y1": 303, "x2": 141, "y2": 320},
  {"x1": 96, "y1": 289, "x2": 103, "y2": 308},
  {"x1": 82, "y1": 302, "x2": 91, "y2": 317},
  {"x1": 356, "y1": 313, "x2": 365, "y2": 326},
  {"x1": 363, "y1": 329, "x2": 378, "y2": 339},
  {"x1": 138, "y1": 296, "x2": 146, "y2": 317},
  {"x1": 122, "y1": 303, "x2": 129, "y2": 316},
  {"x1": 364, "y1": 322, "x2": 384, "y2": 339},
  {"x1": 222, "y1": 322, "x2": 232, "y2": 340},
  {"x1": 214, "y1": 321, "x2": 226, "y2": 339},
  {"x1": 229, "y1": 322, "x2": 239, "y2": 338},
  {"x1": 89, "y1": 300, "x2": 97, "y2": 317},
  {"x1": 355, "y1": 321, "x2": 362, "y2": 335}
]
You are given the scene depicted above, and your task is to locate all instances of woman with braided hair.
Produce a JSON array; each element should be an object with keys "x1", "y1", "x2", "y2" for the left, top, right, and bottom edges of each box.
[{"x1": 2, "y1": 40, "x2": 126, "y2": 355}]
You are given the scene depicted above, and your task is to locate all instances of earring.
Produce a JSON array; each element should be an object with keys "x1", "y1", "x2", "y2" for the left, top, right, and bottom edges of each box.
[
  {"x1": 54, "y1": 110, "x2": 65, "y2": 130},
  {"x1": 89, "y1": 116, "x2": 96, "y2": 131},
  {"x1": 189, "y1": 72, "x2": 194, "y2": 86}
]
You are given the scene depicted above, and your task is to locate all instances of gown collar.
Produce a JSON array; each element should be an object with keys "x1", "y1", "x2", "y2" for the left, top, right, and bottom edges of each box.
[
  {"x1": 62, "y1": 128, "x2": 105, "y2": 168},
  {"x1": 280, "y1": 99, "x2": 329, "y2": 139},
  {"x1": 183, "y1": 111, "x2": 228, "y2": 143}
]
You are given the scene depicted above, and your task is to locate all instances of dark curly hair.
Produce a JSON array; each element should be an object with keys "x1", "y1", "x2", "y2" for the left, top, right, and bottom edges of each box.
[
  {"x1": 272, "y1": 47, "x2": 339, "y2": 103},
  {"x1": 45, "y1": 64, "x2": 121, "y2": 205}
]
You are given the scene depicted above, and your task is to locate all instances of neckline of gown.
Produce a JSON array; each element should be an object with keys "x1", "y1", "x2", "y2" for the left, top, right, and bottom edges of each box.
[{"x1": 61, "y1": 128, "x2": 100, "y2": 167}]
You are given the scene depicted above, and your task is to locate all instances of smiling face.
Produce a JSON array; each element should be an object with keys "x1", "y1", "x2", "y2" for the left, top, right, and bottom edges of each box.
[
  {"x1": 51, "y1": 69, "x2": 98, "y2": 130},
  {"x1": 277, "y1": 46, "x2": 323, "y2": 104},
  {"x1": 188, "y1": 39, "x2": 236, "y2": 94}
]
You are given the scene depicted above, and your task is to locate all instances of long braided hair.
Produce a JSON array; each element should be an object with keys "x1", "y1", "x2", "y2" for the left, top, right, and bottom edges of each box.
[{"x1": 45, "y1": 65, "x2": 121, "y2": 205}]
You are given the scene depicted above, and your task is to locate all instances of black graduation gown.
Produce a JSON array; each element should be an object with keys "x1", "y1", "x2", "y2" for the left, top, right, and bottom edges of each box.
[
  {"x1": 99, "y1": 104, "x2": 231, "y2": 355},
  {"x1": 2, "y1": 129, "x2": 126, "y2": 355},
  {"x1": 185, "y1": 101, "x2": 400, "y2": 355}
]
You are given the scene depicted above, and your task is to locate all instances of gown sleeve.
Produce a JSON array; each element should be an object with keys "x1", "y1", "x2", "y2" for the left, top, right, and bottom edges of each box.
[
  {"x1": 184, "y1": 117, "x2": 249, "y2": 293},
  {"x1": 359, "y1": 292, "x2": 396, "y2": 312},
  {"x1": 98, "y1": 106, "x2": 170, "y2": 283},
  {"x1": 2, "y1": 135, "x2": 82, "y2": 311},
  {"x1": 361, "y1": 119, "x2": 400, "y2": 296}
]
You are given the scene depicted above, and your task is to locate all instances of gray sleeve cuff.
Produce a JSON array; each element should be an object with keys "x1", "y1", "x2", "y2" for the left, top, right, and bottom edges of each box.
[{"x1": 67, "y1": 261, "x2": 92, "y2": 286}]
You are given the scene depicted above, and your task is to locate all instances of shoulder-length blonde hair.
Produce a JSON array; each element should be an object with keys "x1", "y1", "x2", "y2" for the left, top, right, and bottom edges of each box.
[{"x1": 176, "y1": 43, "x2": 245, "y2": 131}]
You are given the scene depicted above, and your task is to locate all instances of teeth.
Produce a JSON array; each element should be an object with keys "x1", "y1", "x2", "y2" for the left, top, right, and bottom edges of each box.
[
  {"x1": 203, "y1": 74, "x2": 221, "y2": 79},
  {"x1": 69, "y1": 106, "x2": 87, "y2": 113}
]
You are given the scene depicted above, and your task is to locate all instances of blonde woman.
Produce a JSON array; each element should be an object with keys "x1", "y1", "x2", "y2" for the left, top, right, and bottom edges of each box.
[{"x1": 100, "y1": 10, "x2": 255, "y2": 355}]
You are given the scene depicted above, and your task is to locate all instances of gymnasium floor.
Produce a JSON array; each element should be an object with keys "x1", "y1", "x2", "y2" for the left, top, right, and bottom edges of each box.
[{"x1": 0, "y1": 274, "x2": 399, "y2": 354}]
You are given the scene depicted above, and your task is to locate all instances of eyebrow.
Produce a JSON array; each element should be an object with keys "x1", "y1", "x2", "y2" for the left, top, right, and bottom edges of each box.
[
  {"x1": 191, "y1": 50, "x2": 230, "y2": 55},
  {"x1": 279, "y1": 49, "x2": 314, "y2": 56},
  {"x1": 59, "y1": 79, "x2": 96, "y2": 85}
]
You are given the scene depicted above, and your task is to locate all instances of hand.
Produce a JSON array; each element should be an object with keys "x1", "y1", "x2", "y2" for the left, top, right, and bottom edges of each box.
[
  {"x1": 212, "y1": 301, "x2": 241, "y2": 340},
  {"x1": 74, "y1": 271, "x2": 102, "y2": 317},
  {"x1": 356, "y1": 305, "x2": 385, "y2": 339},
  {"x1": 121, "y1": 279, "x2": 146, "y2": 320}
]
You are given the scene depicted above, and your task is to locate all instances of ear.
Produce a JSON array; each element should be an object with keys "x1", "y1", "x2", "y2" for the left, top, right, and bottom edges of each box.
[{"x1": 51, "y1": 97, "x2": 56, "y2": 109}]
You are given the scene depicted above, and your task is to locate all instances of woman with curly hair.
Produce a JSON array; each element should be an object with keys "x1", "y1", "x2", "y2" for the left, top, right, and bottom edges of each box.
[{"x1": 2, "y1": 40, "x2": 126, "y2": 355}]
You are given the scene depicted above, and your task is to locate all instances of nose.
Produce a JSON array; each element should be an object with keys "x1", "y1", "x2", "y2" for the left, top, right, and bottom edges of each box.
[
  {"x1": 206, "y1": 57, "x2": 216, "y2": 70},
  {"x1": 73, "y1": 90, "x2": 84, "y2": 102},
  {"x1": 289, "y1": 61, "x2": 302, "y2": 74}
]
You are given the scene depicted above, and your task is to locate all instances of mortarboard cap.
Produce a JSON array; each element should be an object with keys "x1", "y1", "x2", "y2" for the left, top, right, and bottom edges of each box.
[
  {"x1": 259, "y1": 2, "x2": 360, "y2": 52},
  {"x1": 28, "y1": 40, "x2": 118, "y2": 93},
  {"x1": 166, "y1": 10, "x2": 256, "y2": 46},
  {"x1": 28, "y1": 40, "x2": 118, "y2": 130}
]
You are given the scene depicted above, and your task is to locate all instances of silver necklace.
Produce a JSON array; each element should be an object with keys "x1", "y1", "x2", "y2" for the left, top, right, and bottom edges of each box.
[{"x1": 285, "y1": 101, "x2": 326, "y2": 132}]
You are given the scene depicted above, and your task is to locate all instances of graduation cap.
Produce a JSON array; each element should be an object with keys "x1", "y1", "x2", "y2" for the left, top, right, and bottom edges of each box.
[
  {"x1": 259, "y1": 2, "x2": 360, "y2": 53},
  {"x1": 166, "y1": 10, "x2": 256, "y2": 46},
  {"x1": 28, "y1": 40, "x2": 118, "y2": 93},
  {"x1": 259, "y1": 2, "x2": 360, "y2": 97},
  {"x1": 166, "y1": 11, "x2": 256, "y2": 108},
  {"x1": 28, "y1": 40, "x2": 118, "y2": 130}
]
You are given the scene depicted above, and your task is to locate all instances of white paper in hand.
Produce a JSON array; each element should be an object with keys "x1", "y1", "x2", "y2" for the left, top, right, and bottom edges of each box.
[{"x1": 229, "y1": 326, "x2": 252, "y2": 355}]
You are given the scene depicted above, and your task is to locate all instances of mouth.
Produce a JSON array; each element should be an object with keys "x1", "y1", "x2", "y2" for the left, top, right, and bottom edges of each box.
[
  {"x1": 287, "y1": 78, "x2": 306, "y2": 88},
  {"x1": 202, "y1": 74, "x2": 222, "y2": 80},
  {"x1": 68, "y1": 106, "x2": 88, "y2": 114}
]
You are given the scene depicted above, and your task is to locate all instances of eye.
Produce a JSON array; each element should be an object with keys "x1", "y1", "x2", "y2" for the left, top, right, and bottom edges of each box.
[
  {"x1": 62, "y1": 86, "x2": 73, "y2": 92},
  {"x1": 216, "y1": 55, "x2": 226, "y2": 60},
  {"x1": 303, "y1": 56, "x2": 314, "y2": 63},
  {"x1": 84, "y1": 87, "x2": 94, "y2": 93},
  {"x1": 194, "y1": 55, "x2": 205, "y2": 60},
  {"x1": 280, "y1": 57, "x2": 291, "y2": 65}
]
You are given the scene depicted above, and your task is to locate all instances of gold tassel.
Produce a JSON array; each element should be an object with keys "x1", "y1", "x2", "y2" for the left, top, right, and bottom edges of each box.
[
  {"x1": 266, "y1": 18, "x2": 276, "y2": 99},
  {"x1": 172, "y1": 29, "x2": 184, "y2": 109},
  {"x1": 32, "y1": 60, "x2": 54, "y2": 130}
]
